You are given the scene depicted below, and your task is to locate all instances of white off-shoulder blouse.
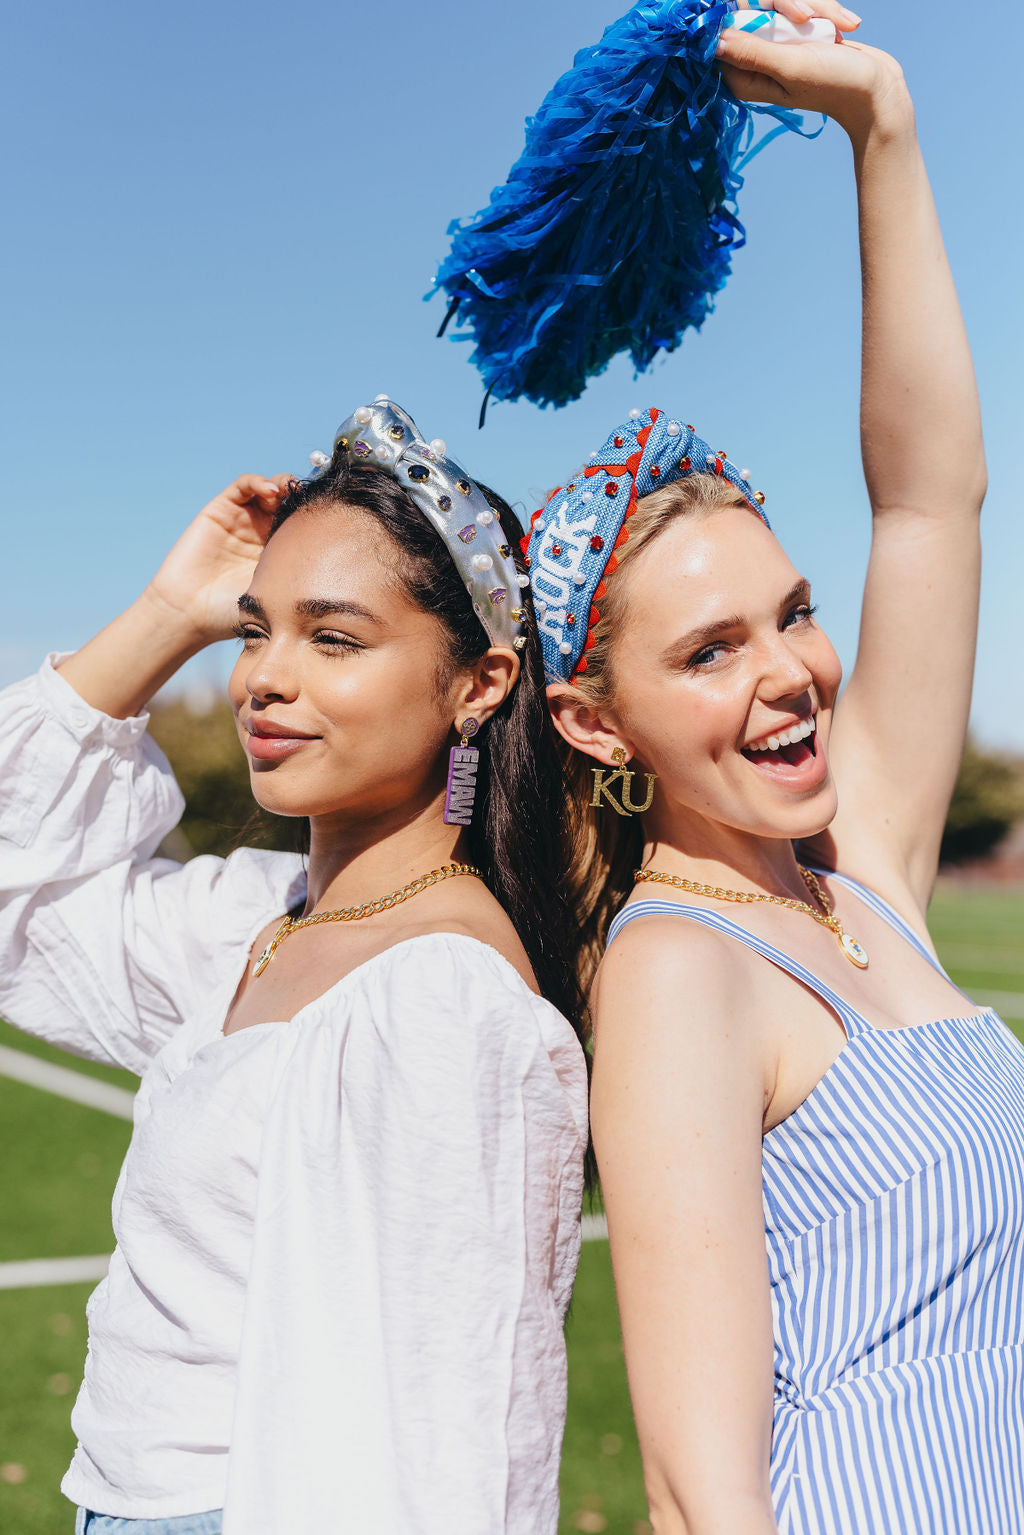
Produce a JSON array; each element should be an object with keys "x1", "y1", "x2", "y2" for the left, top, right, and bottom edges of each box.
[{"x1": 0, "y1": 657, "x2": 588, "y2": 1535}]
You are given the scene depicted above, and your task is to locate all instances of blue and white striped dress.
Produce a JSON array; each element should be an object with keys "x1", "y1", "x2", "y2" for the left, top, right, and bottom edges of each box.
[{"x1": 607, "y1": 870, "x2": 1024, "y2": 1534}]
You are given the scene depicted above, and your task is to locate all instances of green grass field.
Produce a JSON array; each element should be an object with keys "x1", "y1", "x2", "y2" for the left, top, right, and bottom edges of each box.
[{"x1": 0, "y1": 884, "x2": 1020, "y2": 1535}]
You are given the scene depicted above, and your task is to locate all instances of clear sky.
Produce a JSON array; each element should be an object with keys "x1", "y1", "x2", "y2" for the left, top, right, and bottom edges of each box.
[{"x1": 3, "y1": 0, "x2": 1020, "y2": 746}]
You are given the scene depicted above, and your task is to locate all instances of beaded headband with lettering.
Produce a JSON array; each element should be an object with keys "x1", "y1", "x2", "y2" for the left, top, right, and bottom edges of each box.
[
  {"x1": 326, "y1": 396, "x2": 530, "y2": 652},
  {"x1": 523, "y1": 406, "x2": 770, "y2": 684}
]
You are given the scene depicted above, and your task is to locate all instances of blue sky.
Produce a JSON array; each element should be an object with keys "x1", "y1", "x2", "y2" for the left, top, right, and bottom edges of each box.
[{"x1": 3, "y1": 0, "x2": 1021, "y2": 747}]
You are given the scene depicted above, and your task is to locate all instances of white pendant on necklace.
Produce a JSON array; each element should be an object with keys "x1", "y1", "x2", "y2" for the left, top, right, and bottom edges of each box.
[
  {"x1": 252, "y1": 942, "x2": 276, "y2": 978},
  {"x1": 840, "y1": 933, "x2": 870, "y2": 969}
]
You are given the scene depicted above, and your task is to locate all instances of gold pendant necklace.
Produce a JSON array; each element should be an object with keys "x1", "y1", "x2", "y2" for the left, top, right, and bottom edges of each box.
[
  {"x1": 252, "y1": 862, "x2": 484, "y2": 978},
  {"x1": 633, "y1": 864, "x2": 870, "y2": 969}
]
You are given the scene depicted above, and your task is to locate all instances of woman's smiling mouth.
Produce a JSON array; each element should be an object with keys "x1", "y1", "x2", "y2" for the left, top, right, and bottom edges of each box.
[
  {"x1": 740, "y1": 714, "x2": 826, "y2": 788},
  {"x1": 245, "y1": 720, "x2": 321, "y2": 762}
]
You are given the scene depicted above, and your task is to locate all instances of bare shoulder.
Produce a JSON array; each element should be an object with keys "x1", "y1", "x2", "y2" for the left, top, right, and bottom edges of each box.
[
  {"x1": 594, "y1": 910, "x2": 754, "y2": 1038},
  {"x1": 592, "y1": 912, "x2": 771, "y2": 1116}
]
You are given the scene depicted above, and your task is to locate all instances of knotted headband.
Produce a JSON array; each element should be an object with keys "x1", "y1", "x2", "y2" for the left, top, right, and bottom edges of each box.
[
  {"x1": 523, "y1": 406, "x2": 769, "y2": 683},
  {"x1": 326, "y1": 396, "x2": 530, "y2": 653}
]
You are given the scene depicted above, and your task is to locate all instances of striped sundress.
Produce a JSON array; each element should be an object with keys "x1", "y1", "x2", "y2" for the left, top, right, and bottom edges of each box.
[{"x1": 607, "y1": 870, "x2": 1024, "y2": 1534}]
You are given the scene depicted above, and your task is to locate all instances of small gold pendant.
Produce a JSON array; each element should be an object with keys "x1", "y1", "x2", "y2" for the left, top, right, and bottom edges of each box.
[
  {"x1": 252, "y1": 942, "x2": 277, "y2": 978},
  {"x1": 840, "y1": 933, "x2": 870, "y2": 969}
]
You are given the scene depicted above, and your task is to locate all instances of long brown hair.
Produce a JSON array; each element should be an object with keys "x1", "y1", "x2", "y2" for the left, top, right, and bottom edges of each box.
[
  {"x1": 270, "y1": 455, "x2": 590, "y2": 1053},
  {"x1": 562, "y1": 472, "x2": 759, "y2": 988}
]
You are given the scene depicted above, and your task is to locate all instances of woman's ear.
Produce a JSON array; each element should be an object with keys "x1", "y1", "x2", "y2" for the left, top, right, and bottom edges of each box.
[
  {"x1": 451, "y1": 647, "x2": 520, "y2": 730},
  {"x1": 546, "y1": 684, "x2": 633, "y2": 765}
]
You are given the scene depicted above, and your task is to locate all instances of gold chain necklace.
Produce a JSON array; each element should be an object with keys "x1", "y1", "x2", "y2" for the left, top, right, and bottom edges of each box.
[
  {"x1": 633, "y1": 864, "x2": 869, "y2": 968},
  {"x1": 252, "y1": 862, "x2": 484, "y2": 977}
]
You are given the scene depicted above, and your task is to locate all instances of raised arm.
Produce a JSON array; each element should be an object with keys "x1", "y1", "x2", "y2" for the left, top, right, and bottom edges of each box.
[
  {"x1": 590, "y1": 923, "x2": 778, "y2": 1534},
  {"x1": 717, "y1": 24, "x2": 986, "y2": 911},
  {"x1": 0, "y1": 473, "x2": 293, "y2": 1068}
]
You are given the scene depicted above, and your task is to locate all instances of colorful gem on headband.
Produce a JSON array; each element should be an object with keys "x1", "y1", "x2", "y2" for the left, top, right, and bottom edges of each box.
[
  {"x1": 331, "y1": 397, "x2": 525, "y2": 654},
  {"x1": 525, "y1": 405, "x2": 770, "y2": 685}
]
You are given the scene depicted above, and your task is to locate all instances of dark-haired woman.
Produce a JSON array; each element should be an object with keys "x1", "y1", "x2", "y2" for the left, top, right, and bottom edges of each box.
[
  {"x1": 0, "y1": 398, "x2": 587, "y2": 1535},
  {"x1": 527, "y1": 15, "x2": 1018, "y2": 1535}
]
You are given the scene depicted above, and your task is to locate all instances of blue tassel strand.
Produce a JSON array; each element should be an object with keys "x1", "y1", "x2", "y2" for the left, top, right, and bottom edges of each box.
[{"x1": 431, "y1": 0, "x2": 821, "y2": 411}]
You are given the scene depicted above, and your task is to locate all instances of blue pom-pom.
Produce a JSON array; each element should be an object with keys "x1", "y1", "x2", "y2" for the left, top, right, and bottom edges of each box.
[{"x1": 431, "y1": 0, "x2": 820, "y2": 411}]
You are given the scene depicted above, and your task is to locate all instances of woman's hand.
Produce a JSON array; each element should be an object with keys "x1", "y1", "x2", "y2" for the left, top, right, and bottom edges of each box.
[
  {"x1": 717, "y1": 10, "x2": 912, "y2": 143},
  {"x1": 146, "y1": 473, "x2": 293, "y2": 646},
  {"x1": 57, "y1": 472, "x2": 293, "y2": 718}
]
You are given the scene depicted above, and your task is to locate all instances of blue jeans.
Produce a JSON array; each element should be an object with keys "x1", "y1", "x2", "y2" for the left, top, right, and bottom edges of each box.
[{"x1": 75, "y1": 1512, "x2": 222, "y2": 1534}]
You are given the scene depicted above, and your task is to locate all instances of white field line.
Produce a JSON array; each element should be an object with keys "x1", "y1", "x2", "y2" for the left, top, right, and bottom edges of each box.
[
  {"x1": 0, "y1": 1219, "x2": 610, "y2": 1291},
  {"x1": 977, "y1": 990, "x2": 1024, "y2": 1021},
  {"x1": 0, "y1": 1044, "x2": 135, "y2": 1120},
  {"x1": 0, "y1": 1254, "x2": 110, "y2": 1290}
]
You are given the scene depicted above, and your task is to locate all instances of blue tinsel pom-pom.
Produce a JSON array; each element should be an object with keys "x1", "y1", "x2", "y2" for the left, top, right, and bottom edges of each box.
[{"x1": 432, "y1": 0, "x2": 819, "y2": 412}]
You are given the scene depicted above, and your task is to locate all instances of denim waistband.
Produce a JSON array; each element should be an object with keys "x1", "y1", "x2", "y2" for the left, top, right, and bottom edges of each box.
[{"x1": 76, "y1": 1510, "x2": 223, "y2": 1534}]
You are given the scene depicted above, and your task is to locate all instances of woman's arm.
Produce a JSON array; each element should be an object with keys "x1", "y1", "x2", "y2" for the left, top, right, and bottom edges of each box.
[
  {"x1": 58, "y1": 472, "x2": 288, "y2": 716},
  {"x1": 591, "y1": 923, "x2": 778, "y2": 1534},
  {"x1": 717, "y1": 27, "x2": 986, "y2": 911},
  {"x1": 0, "y1": 473, "x2": 293, "y2": 1067}
]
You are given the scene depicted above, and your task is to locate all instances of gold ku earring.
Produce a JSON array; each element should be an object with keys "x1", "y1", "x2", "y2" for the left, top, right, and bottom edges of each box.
[{"x1": 590, "y1": 746, "x2": 657, "y2": 818}]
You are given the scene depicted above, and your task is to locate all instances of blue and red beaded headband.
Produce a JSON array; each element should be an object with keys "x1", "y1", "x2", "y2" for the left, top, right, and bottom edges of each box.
[{"x1": 523, "y1": 406, "x2": 769, "y2": 684}]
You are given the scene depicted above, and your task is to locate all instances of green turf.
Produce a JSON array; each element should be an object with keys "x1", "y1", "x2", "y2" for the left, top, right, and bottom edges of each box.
[
  {"x1": 0, "y1": 1283, "x2": 90, "y2": 1535},
  {"x1": 560, "y1": 1241, "x2": 650, "y2": 1535},
  {"x1": 0, "y1": 885, "x2": 1019, "y2": 1535},
  {"x1": 0, "y1": 1077, "x2": 130, "y2": 1265}
]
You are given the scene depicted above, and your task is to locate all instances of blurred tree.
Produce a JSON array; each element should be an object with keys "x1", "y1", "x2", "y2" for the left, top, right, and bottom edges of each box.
[
  {"x1": 941, "y1": 740, "x2": 1024, "y2": 865},
  {"x1": 147, "y1": 699, "x2": 297, "y2": 860},
  {"x1": 146, "y1": 701, "x2": 1022, "y2": 870}
]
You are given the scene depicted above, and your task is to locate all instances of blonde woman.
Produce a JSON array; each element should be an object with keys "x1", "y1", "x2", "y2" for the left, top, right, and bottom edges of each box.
[{"x1": 524, "y1": 19, "x2": 1014, "y2": 1534}]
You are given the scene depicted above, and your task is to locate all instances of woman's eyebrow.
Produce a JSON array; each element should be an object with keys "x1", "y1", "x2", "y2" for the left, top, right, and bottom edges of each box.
[
  {"x1": 235, "y1": 594, "x2": 383, "y2": 625},
  {"x1": 660, "y1": 614, "x2": 744, "y2": 664},
  {"x1": 294, "y1": 596, "x2": 383, "y2": 625},
  {"x1": 779, "y1": 578, "x2": 811, "y2": 610},
  {"x1": 659, "y1": 580, "x2": 812, "y2": 664}
]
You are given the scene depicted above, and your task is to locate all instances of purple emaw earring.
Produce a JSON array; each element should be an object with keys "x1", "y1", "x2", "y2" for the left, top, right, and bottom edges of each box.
[{"x1": 444, "y1": 718, "x2": 480, "y2": 827}]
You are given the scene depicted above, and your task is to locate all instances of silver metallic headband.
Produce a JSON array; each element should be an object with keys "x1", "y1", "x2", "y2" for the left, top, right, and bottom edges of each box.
[{"x1": 322, "y1": 395, "x2": 529, "y2": 652}]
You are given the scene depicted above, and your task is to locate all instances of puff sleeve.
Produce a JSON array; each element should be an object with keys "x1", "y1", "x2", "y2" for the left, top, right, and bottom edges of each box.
[{"x1": 0, "y1": 657, "x2": 304, "y2": 1073}]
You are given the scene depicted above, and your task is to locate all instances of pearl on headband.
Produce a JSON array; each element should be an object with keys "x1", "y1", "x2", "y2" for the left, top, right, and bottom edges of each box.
[{"x1": 331, "y1": 397, "x2": 527, "y2": 653}]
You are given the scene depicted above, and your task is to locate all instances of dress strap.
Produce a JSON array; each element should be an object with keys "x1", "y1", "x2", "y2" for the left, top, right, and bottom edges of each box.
[{"x1": 606, "y1": 899, "x2": 869, "y2": 1040}]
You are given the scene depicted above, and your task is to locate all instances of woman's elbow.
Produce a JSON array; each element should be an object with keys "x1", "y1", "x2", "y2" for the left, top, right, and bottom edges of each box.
[{"x1": 645, "y1": 1468, "x2": 778, "y2": 1535}]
